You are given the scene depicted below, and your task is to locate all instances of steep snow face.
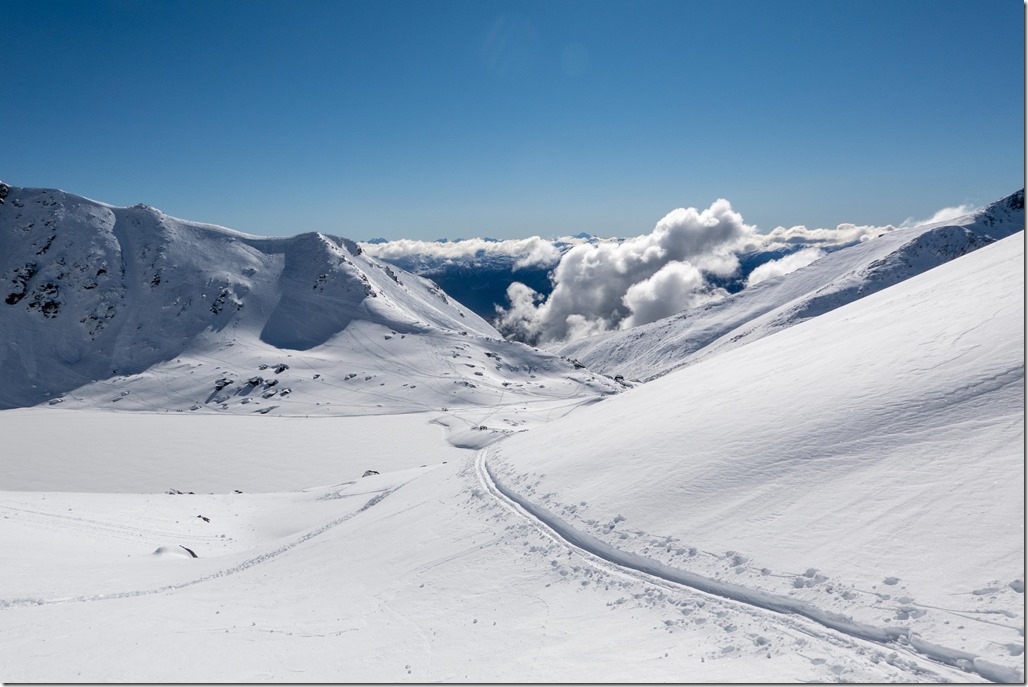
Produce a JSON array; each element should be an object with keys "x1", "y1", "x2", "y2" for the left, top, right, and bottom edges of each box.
[
  {"x1": 558, "y1": 190, "x2": 1024, "y2": 381},
  {"x1": 0, "y1": 187, "x2": 617, "y2": 414},
  {"x1": 489, "y1": 234, "x2": 1025, "y2": 679}
]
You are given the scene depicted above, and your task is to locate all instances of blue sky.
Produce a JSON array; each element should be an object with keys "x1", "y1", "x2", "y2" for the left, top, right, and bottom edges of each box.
[{"x1": 2, "y1": 0, "x2": 1023, "y2": 239}]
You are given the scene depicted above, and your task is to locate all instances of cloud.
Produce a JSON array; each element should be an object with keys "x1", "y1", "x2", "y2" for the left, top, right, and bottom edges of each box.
[
  {"x1": 746, "y1": 223, "x2": 898, "y2": 251},
  {"x1": 371, "y1": 197, "x2": 981, "y2": 346},
  {"x1": 494, "y1": 281, "x2": 546, "y2": 342},
  {"x1": 899, "y1": 204, "x2": 977, "y2": 229},
  {"x1": 362, "y1": 236, "x2": 567, "y2": 269},
  {"x1": 622, "y1": 262, "x2": 728, "y2": 328},
  {"x1": 745, "y1": 247, "x2": 825, "y2": 287},
  {"x1": 748, "y1": 202, "x2": 979, "y2": 253},
  {"x1": 512, "y1": 236, "x2": 564, "y2": 269},
  {"x1": 496, "y1": 199, "x2": 753, "y2": 344}
]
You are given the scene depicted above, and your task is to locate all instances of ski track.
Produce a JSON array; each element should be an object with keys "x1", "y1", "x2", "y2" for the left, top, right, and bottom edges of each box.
[
  {"x1": 0, "y1": 486, "x2": 401, "y2": 612},
  {"x1": 475, "y1": 450, "x2": 1022, "y2": 684}
]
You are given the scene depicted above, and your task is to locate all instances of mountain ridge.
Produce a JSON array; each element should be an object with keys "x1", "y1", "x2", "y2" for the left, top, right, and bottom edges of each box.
[{"x1": 0, "y1": 185, "x2": 617, "y2": 416}]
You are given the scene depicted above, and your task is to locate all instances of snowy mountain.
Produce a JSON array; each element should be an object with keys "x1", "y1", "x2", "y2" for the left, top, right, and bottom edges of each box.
[
  {"x1": 1, "y1": 225, "x2": 1021, "y2": 683},
  {"x1": 557, "y1": 189, "x2": 1024, "y2": 381},
  {"x1": 0, "y1": 186, "x2": 617, "y2": 426},
  {"x1": 488, "y1": 232, "x2": 1026, "y2": 682}
]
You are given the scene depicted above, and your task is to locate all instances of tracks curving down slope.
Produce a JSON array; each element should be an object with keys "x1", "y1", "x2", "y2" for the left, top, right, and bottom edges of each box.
[{"x1": 476, "y1": 450, "x2": 1023, "y2": 684}]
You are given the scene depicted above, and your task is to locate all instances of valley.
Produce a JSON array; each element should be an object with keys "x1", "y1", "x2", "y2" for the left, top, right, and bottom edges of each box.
[{"x1": 0, "y1": 184, "x2": 1022, "y2": 683}]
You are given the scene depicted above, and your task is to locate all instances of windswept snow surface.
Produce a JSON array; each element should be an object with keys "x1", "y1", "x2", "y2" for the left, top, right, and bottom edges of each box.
[{"x1": 558, "y1": 190, "x2": 1024, "y2": 382}]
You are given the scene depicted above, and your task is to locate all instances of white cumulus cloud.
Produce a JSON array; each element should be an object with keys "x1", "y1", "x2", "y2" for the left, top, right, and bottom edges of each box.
[
  {"x1": 362, "y1": 236, "x2": 566, "y2": 269},
  {"x1": 746, "y1": 247, "x2": 825, "y2": 287},
  {"x1": 496, "y1": 199, "x2": 753, "y2": 344},
  {"x1": 747, "y1": 223, "x2": 897, "y2": 252},
  {"x1": 622, "y1": 262, "x2": 728, "y2": 329}
]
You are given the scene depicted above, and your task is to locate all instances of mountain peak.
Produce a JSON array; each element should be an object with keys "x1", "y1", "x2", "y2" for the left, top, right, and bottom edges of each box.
[
  {"x1": 999, "y1": 188, "x2": 1024, "y2": 211},
  {"x1": 972, "y1": 188, "x2": 1025, "y2": 233}
]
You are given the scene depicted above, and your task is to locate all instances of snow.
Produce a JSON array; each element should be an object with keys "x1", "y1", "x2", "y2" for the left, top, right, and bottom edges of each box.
[
  {"x1": 0, "y1": 186, "x2": 619, "y2": 413},
  {"x1": 0, "y1": 409, "x2": 470, "y2": 492},
  {"x1": 488, "y1": 233, "x2": 1025, "y2": 681},
  {"x1": 557, "y1": 190, "x2": 1024, "y2": 382},
  {"x1": 0, "y1": 184, "x2": 1022, "y2": 682}
]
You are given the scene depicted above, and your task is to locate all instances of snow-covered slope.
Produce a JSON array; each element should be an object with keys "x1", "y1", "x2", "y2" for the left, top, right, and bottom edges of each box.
[
  {"x1": 489, "y1": 233, "x2": 1025, "y2": 681},
  {"x1": 558, "y1": 190, "x2": 1024, "y2": 381},
  {"x1": 0, "y1": 186, "x2": 616, "y2": 425},
  {"x1": 2, "y1": 231, "x2": 1021, "y2": 683}
]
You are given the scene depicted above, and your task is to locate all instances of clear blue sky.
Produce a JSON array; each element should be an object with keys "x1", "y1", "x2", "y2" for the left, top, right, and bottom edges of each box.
[{"x1": 2, "y1": 0, "x2": 1023, "y2": 239}]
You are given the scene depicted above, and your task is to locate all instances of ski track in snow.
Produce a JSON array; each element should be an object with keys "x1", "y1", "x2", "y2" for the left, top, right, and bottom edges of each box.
[
  {"x1": 475, "y1": 451, "x2": 1022, "y2": 683},
  {"x1": 0, "y1": 485, "x2": 403, "y2": 611}
]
